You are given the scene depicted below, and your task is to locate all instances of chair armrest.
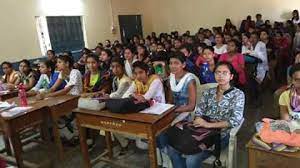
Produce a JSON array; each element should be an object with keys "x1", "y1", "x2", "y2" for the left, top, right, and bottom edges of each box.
[{"x1": 230, "y1": 118, "x2": 244, "y2": 138}]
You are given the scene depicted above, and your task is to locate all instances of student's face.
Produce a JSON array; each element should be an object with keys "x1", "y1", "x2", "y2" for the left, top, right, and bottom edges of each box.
[
  {"x1": 174, "y1": 40, "x2": 182, "y2": 49},
  {"x1": 295, "y1": 54, "x2": 300, "y2": 64},
  {"x1": 86, "y1": 57, "x2": 99, "y2": 72},
  {"x1": 215, "y1": 35, "x2": 223, "y2": 44},
  {"x1": 169, "y1": 58, "x2": 185, "y2": 74},
  {"x1": 224, "y1": 35, "x2": 232, "y2": 43},
  {"x1": 56, "y1": 59, "x2": 68, "y2": 71},
  {"x1": 227, "y1": 42, "x2": 237, "y2": 53},
  {"x1": 2, "y1": 64, "x2": 12, "y2": 75},
  {"x1": 203, "y1": 49, "x2": 214, "y2": 62},
  {"x1": 95, "y1": 48, "x2": 102, "y2": 55},
  {"x1": 197, "y1": 46, "x2": 203, "y2": 55},
  {"x1": 100, "y1": 51, "x2": 109, "y2": 62},
  {"x1": 180, "y1": 48, "x2": 190, "y2": 57},
  {"x1": 134, "y1": 67, "x2": 148, "y2": 83},
  {"x1": 39, "y1": 63, "x2": 50, "y2": 74},
  {"x1": 137, "y1": 46, "x2": 145, "y2": 55},
  {"x1": 111, "y1": 62, "x2": 124, "y2": 77},
  {"x1": 157, "y1": 45, "x2": 164, "y2": 52},
  {"x1": 19, "y1": 62, "x2": 30, "y2": 74},
  {"x1": 124, "y1": 49, "x2": 133, "y2": 60},
  {"x1": 133, "y1": 37, "x2": 139, "y2": 44},
  {"x1": 145, "y1": 39, "x2": 151, "y2": 46},
  {"x1": 250, "y1": 35, "x2": 258, "y2": 44},
  {"x1": 150, "y1": 44, "x2": 157, "y2": 52},
  {"x1": 214, "y1": 65, "x2": 233, "y2": 85},
  {"x1": 260, "y1": 32, "x2": 268, "y2": 41},
  {"x1": 242, "y1": 35, "x2": 249, "y2": 44},
  {"x1": 292, "y1": 71, "x2": 300, "y2": 88},
  {"x1": 293, "y1": 11, "x2": 298, "y2": 17},
  {"x1": 47, "y1": 51, "x2": 55, "y2": 60}
]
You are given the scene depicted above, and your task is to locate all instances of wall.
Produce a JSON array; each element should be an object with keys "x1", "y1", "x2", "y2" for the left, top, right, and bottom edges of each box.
[
  {"x1": 0, "y1": 0, "x2": 145, "y2": 62},
  {"x1": 145, "y1": 0, "x2": 300, "y2": 34}
]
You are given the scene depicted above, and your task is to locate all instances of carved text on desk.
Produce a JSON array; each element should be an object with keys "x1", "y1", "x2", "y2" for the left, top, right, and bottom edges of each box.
[{"x1": 100, "y1": 120, "x2": 124, "y2": 127}]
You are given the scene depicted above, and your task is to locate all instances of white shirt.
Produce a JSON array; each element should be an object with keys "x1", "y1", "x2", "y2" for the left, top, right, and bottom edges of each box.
[
  {"x1": 110, "y1": 75, "x2": 132, "y2": 98},
  {"x1": 248, "y1": 41, "x2": 269, "y2": 83},
  {"x1": 122, "y1": 78, "x2": 166, "y2": 103},
  {"x1": 124, "y1": 59, "x2": 137, "y2": 78},
  {"x1": 58, "y1": 69, "x2": 83, "y2": 96},
  {"x1": 293, "y1": 18, "x2": 300, "y2": 24},
  {"x1": 213, "y1": 44, "x2": 227, "y2": 55},
  {"x1": 31, "y1": 74, "x2": 50, "y2": 92}
]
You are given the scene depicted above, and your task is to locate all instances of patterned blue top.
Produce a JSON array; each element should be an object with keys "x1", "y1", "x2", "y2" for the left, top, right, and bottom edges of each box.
[{"x1": 195, "y1": 87, "x2": 245, "y2": 136}]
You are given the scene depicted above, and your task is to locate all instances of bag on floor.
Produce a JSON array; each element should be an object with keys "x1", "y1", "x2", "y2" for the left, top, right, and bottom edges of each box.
[{"x1": 106, "y1": 98, "x2": 151, "y2": 114}]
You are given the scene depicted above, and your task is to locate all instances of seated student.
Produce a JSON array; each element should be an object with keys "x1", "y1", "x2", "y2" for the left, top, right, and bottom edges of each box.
[
  {"x1": 224, "y1": 33, "x2": 232, "y2": 44},
  {"x1": 36, "y1": 55, "x2": 82, "y2": 143},
  {"x1": 293, "y1": 23, "x2": 300, "y2": 54},
  {"x1": 124, "y1": 46, "x2": 138, "y2": 78},
  {"x1": 47, "y1": 50, "x2": 57, "y2": 65},
  {"x1": 168, "y1": 51, "x2": 197, "y2": 121},
  {"x1": 167, "y1": 62, "x2": 245, "y2": 168},
  {"x1": 18, "y1": 59, "x2": 37, "y2": 91},
  {"x1": 292, "y1": 10, "x2": 300, "y2": 25},
  {"x1": 137, "y1": 44, "x2": 150, "y2": 64},
  {"x1": 199, "y1": 46, "x2": 217, "y2": 84},
  {"x1": 279, "y1": 63, "x2": 300, "y2": 125},
  {"x1": 27, "y1": 60, "x2": 66, "y2": 96},
  {"x1": 179, "y1": 45, "x2": 199, "y2": 76},
  {"x1": 195, "y1": 43, "x2": 208, "y2": 67},
  {"x1": 249, "y1": 32, "x2": 269, "y2": 84},
  {"x1": 287, "y1": 52, "x2": 300, "y2": 84},
  {"x1": 74, "y1": 49, "x2": 91, "y2": 74},
  {"x1": 116, "y1": 61, "x2": 165, "y2": 151},
  {"x1": 40, "y1": 55, "x2": 83, "y2": 97},
  {"x1": 219, "y1": 40, "x2": 247, "y2": 86},
  {"x1": 213, "y1": 33, "x2": 227, "y2": 56},
  {"x1": 122, "y1": 61, "x2": 165, "y2": 103},
  {"x1": 83, "y1": 54, "x2": 111, "y2": 94},
  {"x1": 109, "y1": 57, "x2": 132, "y2": 98},
  {"x1": 1, "y1": 62, "x2": 20, "y2": 89},
  {"x1": 99, "y1": 49, "x2": 113, "y2": 72}
]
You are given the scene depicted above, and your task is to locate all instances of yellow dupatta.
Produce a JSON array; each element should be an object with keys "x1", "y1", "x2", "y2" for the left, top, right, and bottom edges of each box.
[{"x1": 134, "y1": 75, "x2": 158, "y2": 95}]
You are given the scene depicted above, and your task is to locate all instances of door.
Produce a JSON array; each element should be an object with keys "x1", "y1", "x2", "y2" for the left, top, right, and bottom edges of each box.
[{"x1": 118, "y1": 15, "x2": 143, "y2": 44}]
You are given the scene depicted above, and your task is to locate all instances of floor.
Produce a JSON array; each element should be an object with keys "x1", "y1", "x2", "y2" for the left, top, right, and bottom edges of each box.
[{"x1": 1, "y1": 87, "x2": 278, "y2": 168}]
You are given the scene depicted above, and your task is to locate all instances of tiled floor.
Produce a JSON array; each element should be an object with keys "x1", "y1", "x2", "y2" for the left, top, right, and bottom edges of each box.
[{"x1": 1, "y1": 88, "x2": 278, "y2": 168}]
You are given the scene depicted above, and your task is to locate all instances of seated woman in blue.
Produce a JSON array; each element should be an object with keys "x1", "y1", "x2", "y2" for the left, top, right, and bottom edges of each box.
[
  {"x1": 27, "y1": 60, "x2": 66, "y2": 96},
  {"x1": 167, "y1": 61, "x2": 245, "y2": 168},
  {"x1": 199, "y1": 46, "x2": 217, "y2": 84}
]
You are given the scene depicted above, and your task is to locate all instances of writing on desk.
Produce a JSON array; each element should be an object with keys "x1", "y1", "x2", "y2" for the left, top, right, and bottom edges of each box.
[{"x1": 100, "y1": 121, "x2": 123, "y2": 127}]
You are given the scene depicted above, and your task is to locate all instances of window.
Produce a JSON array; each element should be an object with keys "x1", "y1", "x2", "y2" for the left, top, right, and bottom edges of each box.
[{"x1": 36, "y1": 16, "x2": 86, "y2": 55}]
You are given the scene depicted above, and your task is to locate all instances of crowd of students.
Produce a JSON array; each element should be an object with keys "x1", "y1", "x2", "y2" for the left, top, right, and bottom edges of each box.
[{"x1": 1, "y1": 9, "x2": 300, "y2": 168}]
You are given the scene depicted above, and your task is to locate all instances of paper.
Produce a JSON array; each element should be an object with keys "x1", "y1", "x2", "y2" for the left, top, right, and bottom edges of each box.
[
  {"x1": 0, "y1": 101, "x2": 14, "y2": 108},
  {"x1": 0, "y1": 90, "x2": 9, "y2": 95},
  {"x1": 140, "y1": 103, "x2": 174, "y2": 115},
  {"x1": 1, "y1": 106, "x2": 32, "y2": 117}
]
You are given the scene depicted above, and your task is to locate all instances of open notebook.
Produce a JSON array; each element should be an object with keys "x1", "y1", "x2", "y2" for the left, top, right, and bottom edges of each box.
[{"x1": 140, "y1": 103, "x2": 174, "y2": 115}]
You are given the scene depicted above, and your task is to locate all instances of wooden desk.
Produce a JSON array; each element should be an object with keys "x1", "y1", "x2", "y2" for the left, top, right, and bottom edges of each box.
[
  {"x1": 0, "y1": 95, "x2": 79, "y2": 167},
  {"x1": 0, "y1": 90, "x2": 18, "y2": 101},
  {"x1": 247, "y1": 139, "x2": 300, "y2": 168},
  {"x1": 73, "y1": 107, "x2": 176, "y2": 168},
  {"x1": 0, "y1": 102, "x2": 49, "y2": 168}
]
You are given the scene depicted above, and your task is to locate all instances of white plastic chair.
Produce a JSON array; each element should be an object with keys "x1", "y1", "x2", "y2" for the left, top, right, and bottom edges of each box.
[{"x1": 203, "y1": 118, "x2": 244, "y2": 168}]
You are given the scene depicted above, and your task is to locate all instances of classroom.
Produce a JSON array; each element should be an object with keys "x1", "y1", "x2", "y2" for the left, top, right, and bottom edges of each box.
[{"x1": 0, "y1": 0, "x2": 300, "y2": 167}]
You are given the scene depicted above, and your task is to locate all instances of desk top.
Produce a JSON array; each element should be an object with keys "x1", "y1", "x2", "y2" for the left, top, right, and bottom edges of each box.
[
  {"x1": 0, "y1": 90, "x2": 18, "y2": 101},
  {"x1": 247, "y1": 139, "x2": 300, "y2": 159},
  {"x1": 1, "y1": 95, "x2": 79, "y2": 120},
  {"x1": 73, "y1": 106, "x2": 176, "y2": 124}
]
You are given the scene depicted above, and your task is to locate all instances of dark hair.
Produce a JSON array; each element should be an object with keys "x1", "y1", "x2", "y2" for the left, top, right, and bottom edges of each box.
[
  {"x1": 169, "y1": 51, "x2": 186, "y2": 63},
  {"x1": 179, "y1": 44, "x2": 193, "y2": 53},
  {"x1": 111, "y1": 57, "x2": 125, "y2": 67},
  {"x1": 289, "y1": 63, "x2": 300, "y2": 77},
  {"x1": 214, "y1": 61, "x2": 238, "y2": 86},
  {"x1": 19, "y1": 59, "x2": 31, "y2": 67},
  {"x1": 256, "y1": 13, "x2": 262, "y2": 17},
  {"x1": 215, "y1": 33, "x2": 224, "y2": 38},
  {"x1": 242, "y1": 32, "x2": 251, "y2": 39},
  {"x1": 1, "y1": 61, "x2": 12, "y2": 68},
  {"x1": 101, "y1": 49, "x2": 113, "y2": 58},
  {"x1": 57, "y1": 55, "x2": 74, "y2": 69},
  {"x1": 227, "y1": 39, "x2": 241, "y2": 53},
  {"x1": 47, "y1": 50, "x2": 55, "y2": 55},
  {"x1": 250, "y1": 32, "x2": 259, "y2": 37},
  {"x1": 124, "y1": 46, "x2": 135, "y2": 53},
  {"x1": 86, "y1": 53, "x2": 99, "y2": 63},
  {"x1": 63, "y1": 51, "x2": 72, "y2": 57},
  {"x1": 132, "y1": 61, "x2": 150, "y2": 73},
  {"x1": 40, "y1": 60, "x2": 56, "y2": 73},
  {"x1": 203, "y1": 46, "x2": 214, "y2": 53},
  {"x1": 151, "y1": 50, "x2": 168, "y2": 62}
]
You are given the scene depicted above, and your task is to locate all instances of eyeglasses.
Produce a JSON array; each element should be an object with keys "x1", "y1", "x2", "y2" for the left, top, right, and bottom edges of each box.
[{"x1": 215, "y1": 71, "x2": 230, "y2": 77}]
